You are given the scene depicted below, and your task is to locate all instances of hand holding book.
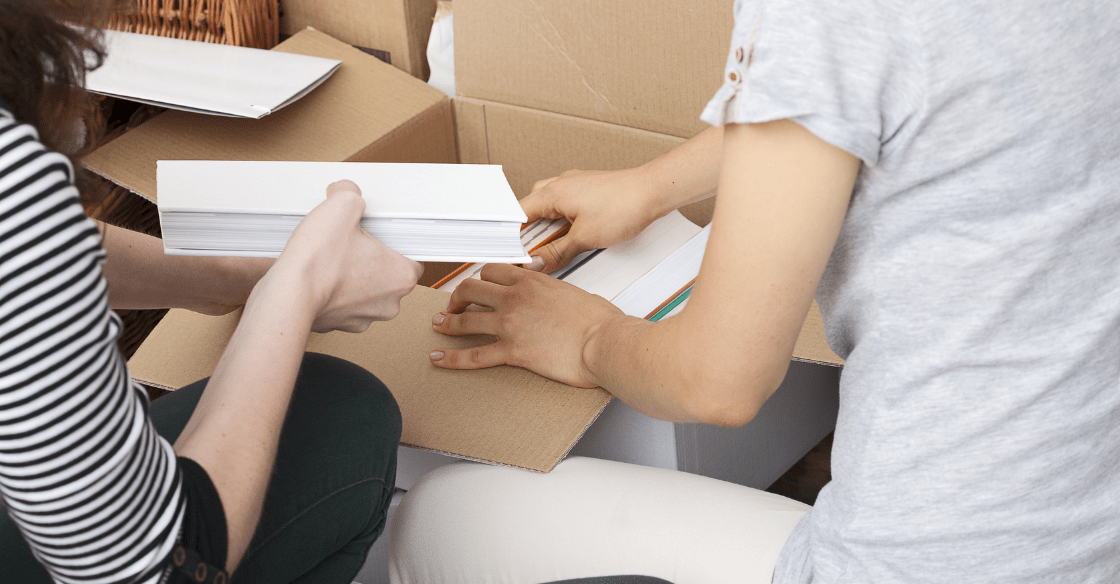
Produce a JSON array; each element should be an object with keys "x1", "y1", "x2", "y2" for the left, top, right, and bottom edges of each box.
[
  {"x1": 520, "y1": 167, "x2": 668, "y2": 273},
  {"x1": 265, "y1": 179, "x2": 423, "y2": 333}
]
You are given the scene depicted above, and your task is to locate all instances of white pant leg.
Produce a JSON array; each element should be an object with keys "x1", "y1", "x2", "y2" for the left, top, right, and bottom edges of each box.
[{"x1": 389, "y1": 457, "x2": 810, "y2": 584}]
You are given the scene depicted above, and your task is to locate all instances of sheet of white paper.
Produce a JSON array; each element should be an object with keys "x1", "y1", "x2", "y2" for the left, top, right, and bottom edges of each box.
[
  {"x1": 157, "y1": 161, "x2": 527, "y2": 222},
  {"x1": 86, "y1": 30, "x2": 341, "y2": 119}
]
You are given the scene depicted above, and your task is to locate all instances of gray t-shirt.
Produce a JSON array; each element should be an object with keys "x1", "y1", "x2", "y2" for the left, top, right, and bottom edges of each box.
[{"x1": 702, "y1": 0, "x2": 1120, "y2": 581}]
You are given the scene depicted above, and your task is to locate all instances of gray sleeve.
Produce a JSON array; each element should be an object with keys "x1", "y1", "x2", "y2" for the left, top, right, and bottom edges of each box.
[{"x1": 701, "y1": 0, "x2": 925, "y2": 166}]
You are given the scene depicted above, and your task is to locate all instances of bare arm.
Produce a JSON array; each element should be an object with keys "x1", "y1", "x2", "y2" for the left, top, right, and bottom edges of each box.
[
  {"x1": 172, "y1": 181, "x2": 422, "y2": 570},
  {"x1": 581, "y1": 120, "x2": 858, "y2": 424},
  {"x1": 98, "y1": 221, "x2": 271, "y2": 315},
  {"x1": 431, "y1": 120, "x2": 858, "y2": 426}
]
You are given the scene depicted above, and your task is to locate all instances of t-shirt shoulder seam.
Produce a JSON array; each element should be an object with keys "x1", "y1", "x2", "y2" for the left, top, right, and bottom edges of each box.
[{"x1": 879, "y1": 2, "x2": 932, "y2": 165}]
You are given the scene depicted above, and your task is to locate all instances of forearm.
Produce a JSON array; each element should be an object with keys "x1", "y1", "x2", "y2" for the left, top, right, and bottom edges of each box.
[
  {"x1": 99, "y1": 221, "x2": 267, "y2": 313},
  {"x1": 581, "y1": 306, "x2": 787, "y2": 427},
  {"x1": 642, "y1": 125, "x2": 724, "y2": 216},
  {"x1": 172, "y1": 271, "x2": 316, "y2": 571},
  {"x1": 584, "y1": 122, "x2": 857, "y2": 428}
]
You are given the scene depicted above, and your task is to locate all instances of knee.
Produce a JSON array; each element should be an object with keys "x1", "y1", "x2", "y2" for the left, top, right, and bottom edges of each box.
[{"x1": 297, "y1": 352, "x2": 402, "y2": 444}]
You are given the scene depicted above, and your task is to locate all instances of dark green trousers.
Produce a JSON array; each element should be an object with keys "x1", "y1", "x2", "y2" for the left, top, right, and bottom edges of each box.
[{"x1": 0, "y1": 353, "x2": 401, "y2": 584}]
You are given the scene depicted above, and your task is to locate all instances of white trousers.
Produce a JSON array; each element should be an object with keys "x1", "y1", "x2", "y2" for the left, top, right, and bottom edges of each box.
[{"x1": 389, "y1": 457, "x2": 810, "y2": 584}]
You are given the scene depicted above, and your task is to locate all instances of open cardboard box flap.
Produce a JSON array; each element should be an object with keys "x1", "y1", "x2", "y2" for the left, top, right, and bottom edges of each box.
[
  {"x1": 129, "y1": 286, "x2": 613, "y2": 472},
  {"x1": 82, "y1": 28, "x2": 454, "y2": 204}
]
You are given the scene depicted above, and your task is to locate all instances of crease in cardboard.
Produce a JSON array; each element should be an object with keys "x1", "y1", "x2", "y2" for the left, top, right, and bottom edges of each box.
[
  {"x1": 84, "y1": 165, "x2": 154, "y2": 204},
  {"x1": 520, "y1": 0, "x2": 618, "y2": 111},
  {"x1": 482, "y1": 101, "x2": 492, "y2": 163}
]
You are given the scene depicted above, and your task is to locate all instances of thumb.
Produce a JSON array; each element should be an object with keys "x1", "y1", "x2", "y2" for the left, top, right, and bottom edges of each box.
[
  {"x1": 525, "y1": 235, "x2": 584, "y2": 273},
  {"x1": 310, "y1": 179, "x2": 366, "y2": 227},
  {"x1": 326, "y1": 179, "x2": 362, "y2": 198}
]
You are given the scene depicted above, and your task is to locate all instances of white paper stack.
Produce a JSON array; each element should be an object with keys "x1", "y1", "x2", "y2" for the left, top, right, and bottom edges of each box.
[{"x1": 157, "y1": 161, "x2": 532, "y2": 263}]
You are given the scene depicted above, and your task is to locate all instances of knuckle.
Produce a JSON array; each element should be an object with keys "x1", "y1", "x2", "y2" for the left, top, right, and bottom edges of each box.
[
  {"x1": 453, "y1": 311, "x2": 472, "y2": 332},
  {"x1": 467, "y1": 346, "x2": 486, "y2": 366},
  {"x1": 540, "y1": 244, "x2": 564, "y2": 267},
  {"x1": 381, "y1": 303, "x2": 401, "y2": 321}
]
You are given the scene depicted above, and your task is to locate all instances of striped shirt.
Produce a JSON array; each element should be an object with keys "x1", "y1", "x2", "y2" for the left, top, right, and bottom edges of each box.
[{"x1": 0, "y1": 111, "x2": 183, "y2": 582}]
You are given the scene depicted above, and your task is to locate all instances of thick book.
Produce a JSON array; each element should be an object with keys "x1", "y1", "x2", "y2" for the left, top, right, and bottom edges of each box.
[{"x1": 157, "y1": 161, "x2": 532, "y2": 263}]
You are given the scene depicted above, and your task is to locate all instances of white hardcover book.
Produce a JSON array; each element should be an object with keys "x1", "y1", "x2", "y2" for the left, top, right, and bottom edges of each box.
[
  {"x1": 555, "y1": 211, "x2": 702, "y2": 302},
  {"x1": 157, "y1": 161, "x2": 532, "y2": 263},
  {"x1": 435, "y1": 212, "x2": 705, "y2": 316},
  {"x1": 87, "y1": 30, "x2": 341, "y2": 119},
  {"x1": 611, "y1": 224, "x2": 710, "y2": 318}
]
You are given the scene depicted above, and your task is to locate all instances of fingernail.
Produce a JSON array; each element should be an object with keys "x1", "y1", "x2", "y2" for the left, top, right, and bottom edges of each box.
[
  {"x1": 432, "y1": 313, "x2": 445, "y2": 325},
  {"x1": 430, "y1": 351, "x2": 444, "y2": 361},
  {"x1": 526, "y1": 256, "x2": 545, "y2": 271}
]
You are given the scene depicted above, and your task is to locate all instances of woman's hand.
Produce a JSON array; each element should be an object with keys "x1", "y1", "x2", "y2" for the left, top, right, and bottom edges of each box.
[
  {"x1": 520, "y1": 126, "x2": 727, "y2": 274},
  {"x1": 520, "y1": 167, "x2": 666, "y2": 273},
  {"x1": 261, "y1": 179, "x2": 423, "y2": 333},
  {"x1": 428, "y1": 263, "x2": 631, "y2": 388}
]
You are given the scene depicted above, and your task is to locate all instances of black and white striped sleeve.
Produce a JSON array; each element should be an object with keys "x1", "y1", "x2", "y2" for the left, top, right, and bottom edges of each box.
[{"x1": 0, "y1": 113, "x2": 184, "y2": 583}]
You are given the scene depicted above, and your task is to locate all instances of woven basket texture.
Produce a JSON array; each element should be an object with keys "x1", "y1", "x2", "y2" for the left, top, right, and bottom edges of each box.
[{"x1": 108, "y1": 0, "x2": 279, "y2": 49}]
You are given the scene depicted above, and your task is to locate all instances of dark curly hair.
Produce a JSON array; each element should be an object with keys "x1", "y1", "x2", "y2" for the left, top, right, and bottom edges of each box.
[{"x1": 0, "y1": 0, "x2": 129, "y2": 204}]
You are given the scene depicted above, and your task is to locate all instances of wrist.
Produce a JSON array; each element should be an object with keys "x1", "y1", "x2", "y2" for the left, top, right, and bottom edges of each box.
[
  {"x1": 247, "y1": 266, "x2": 320, "y2": 328},
  {"x1": 215, "y1": 256, "x2": 273, "y2": 304},
  {"x1": 632, "y1": 162, "x2": 675, "y2": 220},
  {"x1": 580, "y1": 313, "x2": 642, "y2": 389}
]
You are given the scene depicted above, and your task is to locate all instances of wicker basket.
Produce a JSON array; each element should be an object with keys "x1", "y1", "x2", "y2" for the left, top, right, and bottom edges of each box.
[{"x1": 108, "y1": 0, "x2": 280, "y2": 50}]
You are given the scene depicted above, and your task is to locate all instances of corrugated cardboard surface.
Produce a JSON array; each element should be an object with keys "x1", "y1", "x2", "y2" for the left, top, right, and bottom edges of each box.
[
  {"x1": 280, "y1": 0, "x2": 437, "y2": 79},
  {"x1": 454, "y1": 98, "x2": 843, "y2": 367},
  {"x1": 454, "y1": 0, "x2": 733, "y2": 138},
  {"x1": 129, "y1": 286, "x2": 613, "y2": 472},
  {"x1": 83, "y1": 28, "x2": 454, "y2": 203}
]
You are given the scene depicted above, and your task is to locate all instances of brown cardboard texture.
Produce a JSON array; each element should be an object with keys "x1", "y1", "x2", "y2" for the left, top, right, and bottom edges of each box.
[
  {"x1": 454, "y1": 0, "x2": 733, "y2": 139},
  {"x1": 453, "y1": 98, "x2": 705, "y2": 216},
  {"x1": 83, "y1": 28, "x2": 454, "y2": 204},
  {"x1": 454, "y1": 98, "x2": 843, "y2": 367},
  {"x1": 129, "y1": 286, "x2": 613, "y2": 473},
  {"x1": 280, "y1": 0, "x2": 437, "y2": 79}
]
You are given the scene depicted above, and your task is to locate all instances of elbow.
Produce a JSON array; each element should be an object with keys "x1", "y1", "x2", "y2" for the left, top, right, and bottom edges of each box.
[
  {"x1": 684, "y1": 389, "x2": 763, "y2": 428},
  {"x1": 674, "y1": 358, "x2": 789, "y2": 428}
]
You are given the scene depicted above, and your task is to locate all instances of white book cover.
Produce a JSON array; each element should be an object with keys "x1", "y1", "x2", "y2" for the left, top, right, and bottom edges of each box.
[
  {"x1": 86, "y1": 30, "x2": 341, "y2": 119},
  {"x1": 157, "y1": 161, "x2": 528, "y2": 222},
  {"x1": 611, "y1": 224, "x2": 711, "y2": 318},
  {"x1": 558, "y1": 212, "x2": 702, "y2": 302}
]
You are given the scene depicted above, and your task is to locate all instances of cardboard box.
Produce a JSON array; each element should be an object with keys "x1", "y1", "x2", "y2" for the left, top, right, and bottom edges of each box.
[
  {"x1": 454, "y1": 97, "x2": 842, "y2": 367},
  {"x1": 83, "y1": 28, "x2": 455, "y2": 204},
  {"x1": 454, "y1": 0, "x2": 733, "y2": 138},
  {"x1": 130, "y1": 287, "x2": 612, "y2": 473},
  {"x1": 280, "y1": 0, "x2": 437, "y2": 79}
]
